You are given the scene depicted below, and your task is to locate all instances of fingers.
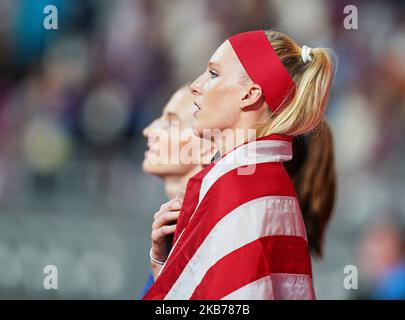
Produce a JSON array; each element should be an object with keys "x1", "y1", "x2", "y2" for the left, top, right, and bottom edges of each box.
[
  {"x1": 154, "y1": 198, "x2": 182, "y2": 220},
  {"x1": 150, "y1": 198, "x2": 182, "y2": 248},
  {"x1": 152, "y1": 210, "x2": 180, "y2": 230},
  {"x1": 163, "y1": 198, "x2": 182, "y2": 211},
  {"x1": 151, "y1": 224, "x2": 177, "y2": 242}
]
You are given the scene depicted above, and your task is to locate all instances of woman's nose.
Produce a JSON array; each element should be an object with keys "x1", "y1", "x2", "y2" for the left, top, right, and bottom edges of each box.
[
  {"x1": 143, "y1": 123, "x2": 151, "y2": 138},
  {"x1": 190, "y1": 74, "x2": 204, "y2": 95},
  {"x1": 143, "y1": 119, "x2": 158, "y2": 138}
]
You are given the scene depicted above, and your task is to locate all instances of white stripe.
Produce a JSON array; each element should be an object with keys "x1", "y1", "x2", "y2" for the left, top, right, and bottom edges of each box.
[
  {"x1": 198, "y1": 140, "x2": 292, "y2": 206},
  {"x1": 222, "y1": 274, "x2": 316, "y2": 300},
  {"x1": 164, "y1": 196, "x2": 307, "y2": 300}
]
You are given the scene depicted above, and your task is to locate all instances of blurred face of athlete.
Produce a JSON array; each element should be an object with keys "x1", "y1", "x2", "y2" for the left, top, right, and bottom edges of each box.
[
  {"x1": 143, "y1": 87, "x2": 209, "y2": 177},
  {"x1": 190, "y1": 40, "x2": 265, "y2": 140}
]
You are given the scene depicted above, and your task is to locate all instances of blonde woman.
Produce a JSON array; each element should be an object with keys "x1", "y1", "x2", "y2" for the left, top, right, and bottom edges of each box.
[{"x1": 145, "y1": 30, "x2": 336, "y2": 300}]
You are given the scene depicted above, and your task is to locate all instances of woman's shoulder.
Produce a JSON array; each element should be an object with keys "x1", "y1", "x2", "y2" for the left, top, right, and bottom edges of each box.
[{"x1": 211, "y1": 162, "x2": 296, "y2": 198}]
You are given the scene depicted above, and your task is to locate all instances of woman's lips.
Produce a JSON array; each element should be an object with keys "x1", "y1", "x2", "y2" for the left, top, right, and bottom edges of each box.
[
  {"x1": 145, "y1": 143, "x2": 159, "y2": 158},
  {"x1": 193, "y1": 102, "x2": 201, "y2": 117}
]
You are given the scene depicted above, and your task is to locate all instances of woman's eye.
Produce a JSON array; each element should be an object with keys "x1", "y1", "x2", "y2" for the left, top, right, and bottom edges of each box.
[
  {"x1": 165, "y1": 120, "x2": 172, "y2": 128},
  {"x1": 159, "y1": 119, "x2": 170, "y2": 129},
  {"x1": 209, "y1": 70, "x2": 218, "y2": 78}
]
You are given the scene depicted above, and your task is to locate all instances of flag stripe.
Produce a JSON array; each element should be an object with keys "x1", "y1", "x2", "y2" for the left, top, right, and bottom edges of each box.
[
  {"x1": 222, "y1": 273, "x2": 315, "y2": 300},
  {"x1": 189, "y1": 235, "x2": 312, "y2": 300},
  {"x1": 165, "y1": 196, "x2": 307, "y2": 299},
  {"x1": 173, "y1": 163, "x2": 214, "y2": 244}
]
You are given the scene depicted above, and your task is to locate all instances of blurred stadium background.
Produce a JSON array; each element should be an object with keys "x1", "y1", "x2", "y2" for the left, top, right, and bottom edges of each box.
[{"x1": 0, "y1": 0, "x2": 404, "y2": 299}]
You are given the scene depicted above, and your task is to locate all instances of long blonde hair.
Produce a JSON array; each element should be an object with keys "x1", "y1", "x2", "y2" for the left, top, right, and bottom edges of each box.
[{"x1": 257, "y1": 30, "x2": 334, "y2": 137}]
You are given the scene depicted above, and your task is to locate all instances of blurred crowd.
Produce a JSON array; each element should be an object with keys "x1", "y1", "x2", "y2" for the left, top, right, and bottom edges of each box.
[{"x1": 0, "y1": 0, "x2": 404, "y2": 299}]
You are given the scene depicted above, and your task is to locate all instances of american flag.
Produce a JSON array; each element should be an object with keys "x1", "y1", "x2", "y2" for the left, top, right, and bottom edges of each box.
[{"x1": 143, "y1": 134, "x2": 315, "y2": 300}]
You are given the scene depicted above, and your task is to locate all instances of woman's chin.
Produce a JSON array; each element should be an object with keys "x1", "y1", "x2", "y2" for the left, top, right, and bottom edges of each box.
[
  {"x1": 192, "y1": 121, "x2": 204, "y2": 138},
  {"x1": 193, "y1": 121, "x2": 221, "y2": 141},
  {"x1": 142, "y1": 160, "x2": 156, "y2": 175},
  {"x1": 142, "y1": 158, "x2": 163, "y2": 176}
]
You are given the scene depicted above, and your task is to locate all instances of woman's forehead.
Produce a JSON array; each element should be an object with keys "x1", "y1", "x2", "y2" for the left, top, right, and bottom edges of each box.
[
  {"x1": 210, "y1": 41, "x2": 233, "y2": 64},
  {"x1": 163, "y1": 88, "x2": 194, "y2": 120},
  {"x1": 209, "y1": 40, "x2": 242, "y2": 71}
]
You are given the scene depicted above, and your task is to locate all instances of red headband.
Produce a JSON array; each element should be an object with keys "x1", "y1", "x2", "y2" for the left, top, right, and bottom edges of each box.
[{"x1": 228, "y1": 30, "x2": 296, "y2": 112}]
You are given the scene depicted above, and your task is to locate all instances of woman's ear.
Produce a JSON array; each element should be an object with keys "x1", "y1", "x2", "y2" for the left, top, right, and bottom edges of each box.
[{"x1": 240, "y1": 84, "x2": 263, "y2": 110}]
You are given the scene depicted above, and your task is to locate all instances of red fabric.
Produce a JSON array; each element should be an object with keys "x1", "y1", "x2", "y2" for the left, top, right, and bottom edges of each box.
[
  {"x1": 228, "y1": 30, "x2": 296, "y2": 112},
  {"x1": 173, "y1": 163, "x2": 214, "y2": 244},
  {"x1": 190, "y1": 235, "x2": 312, "y2": 299}
]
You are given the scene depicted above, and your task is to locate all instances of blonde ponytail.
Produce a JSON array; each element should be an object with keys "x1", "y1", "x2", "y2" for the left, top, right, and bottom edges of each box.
[{"x1": 257, "y1": 30, "x2": 335, "y2": 137}]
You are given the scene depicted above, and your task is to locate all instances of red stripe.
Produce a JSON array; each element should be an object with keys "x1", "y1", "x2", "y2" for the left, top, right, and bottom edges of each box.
[
  {"x1": 143, "y1": 162, "x2": 297, "y2": 300},
  {"x1": 190, "y1": 235, "x2": 312, "y2": 300},
  {"x1": 173, "y1": 163, "x2": 214, "y2": 244},
  {"x1": 256, "y1": 134, "x2": 293, "y2": 143}
]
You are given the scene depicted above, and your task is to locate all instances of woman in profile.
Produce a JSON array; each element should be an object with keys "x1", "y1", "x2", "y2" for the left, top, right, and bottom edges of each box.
[
  {"x1": 143, "y1": 84, "x2": 215, "y2": 199},
  {"x1": 145, "y1": 29, "x2": 337, "y2": 300},
  {"x1": 141, "y1": 85, "x2": 215, "y2": 297}
]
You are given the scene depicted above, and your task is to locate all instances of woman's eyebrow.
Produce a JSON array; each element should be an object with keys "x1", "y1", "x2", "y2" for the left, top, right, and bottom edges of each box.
[
  {"x1": 208, "y1": 61, "x2": 221, "y2": 70},
  {"x1": 165, "y1": 111, "x2": 181, "y2": 121}
]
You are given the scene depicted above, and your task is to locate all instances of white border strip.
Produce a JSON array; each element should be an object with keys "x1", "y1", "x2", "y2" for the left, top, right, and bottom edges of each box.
[
  {"x1": 222, "y1": 273, "x2": 315, "y2": 300},
  {"x1": 198, "y1": 140, "x2": 292, "y2": 206}
]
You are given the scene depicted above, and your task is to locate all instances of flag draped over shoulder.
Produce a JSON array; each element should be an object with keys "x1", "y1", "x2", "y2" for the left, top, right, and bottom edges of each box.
[{"x1": 143, "y1": 134, "x2": 316, "y2": 300}]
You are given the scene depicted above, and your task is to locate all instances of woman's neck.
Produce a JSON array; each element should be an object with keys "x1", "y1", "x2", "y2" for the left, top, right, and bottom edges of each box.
[
  {"x1": 163, "y1": 165, "x2": 204, "y2": 200},
  {"x1": 213, "y1": 126, "x2": 257, "y2": 156}
]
